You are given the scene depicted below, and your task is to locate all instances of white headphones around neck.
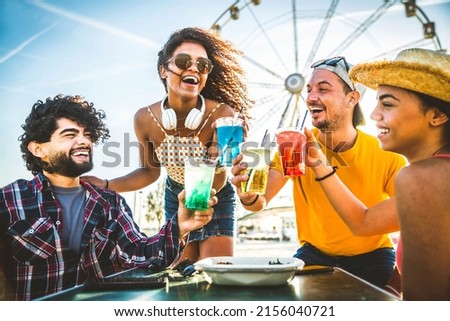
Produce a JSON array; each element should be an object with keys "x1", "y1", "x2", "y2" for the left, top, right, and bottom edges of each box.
[{"x1": 160, "y1": 95, "x2": 205, "y2": 130}]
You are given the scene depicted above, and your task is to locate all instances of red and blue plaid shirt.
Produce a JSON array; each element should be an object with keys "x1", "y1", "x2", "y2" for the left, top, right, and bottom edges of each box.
[{"x1": 0, "y1": 173, "x2": 183, "y2": 300}]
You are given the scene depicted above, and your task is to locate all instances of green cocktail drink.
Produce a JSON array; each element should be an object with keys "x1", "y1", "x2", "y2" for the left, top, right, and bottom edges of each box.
[{"x1": 184, "y1": 157, "x2": 216, "y2": 210}]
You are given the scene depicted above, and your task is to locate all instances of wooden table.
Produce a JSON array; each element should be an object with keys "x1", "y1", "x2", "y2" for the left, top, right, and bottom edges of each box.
[{"x1": 38, "y1": 266, "x2": 399, "y2": 301}]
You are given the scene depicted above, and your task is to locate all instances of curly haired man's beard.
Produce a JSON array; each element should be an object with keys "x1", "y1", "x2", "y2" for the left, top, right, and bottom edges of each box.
[{"x1": 43, "y1": 151, "x2": 93, "y2": 177}]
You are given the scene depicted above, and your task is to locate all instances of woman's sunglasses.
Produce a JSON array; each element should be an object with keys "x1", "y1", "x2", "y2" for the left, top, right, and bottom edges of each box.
[
  {"x1": 311, "y1": 56, "x2": 350, "y2": 71},
  {"x1": 166, "y1": 53, "x2": 214, "y2": 74}
]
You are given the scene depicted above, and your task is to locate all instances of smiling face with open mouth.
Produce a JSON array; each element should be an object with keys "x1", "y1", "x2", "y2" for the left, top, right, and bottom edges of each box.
[
  {"x1": 39, "y1": 118, "x2": 94, "y2": 177},
  {"x1": 306, "y1": 69, "x2": 354, "y2": 132},
  {"x1": 370, "y1": 85, "x2": 433, "y2": 160},
  {"x1": 162, "y1": 41, "x2": 208, "y2": 102}
]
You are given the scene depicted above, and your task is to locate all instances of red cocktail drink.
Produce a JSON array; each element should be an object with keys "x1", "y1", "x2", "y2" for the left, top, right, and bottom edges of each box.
[{"x1": 275, "y1": 128, "x2": 306, "y2": 177}]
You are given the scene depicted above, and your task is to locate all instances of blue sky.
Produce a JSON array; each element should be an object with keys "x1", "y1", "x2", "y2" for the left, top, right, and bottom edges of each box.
[{"x1": 1, "y1": 0, "x2": 449, "y2": 208}]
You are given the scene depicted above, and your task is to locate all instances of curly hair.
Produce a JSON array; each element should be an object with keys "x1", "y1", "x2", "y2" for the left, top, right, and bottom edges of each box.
[
  {"x1": 157, "y1": 27, "x2": 254, "y2": 119},
  {"x1": 19, "y1": 94, "x2": 110, "y2": 175}
]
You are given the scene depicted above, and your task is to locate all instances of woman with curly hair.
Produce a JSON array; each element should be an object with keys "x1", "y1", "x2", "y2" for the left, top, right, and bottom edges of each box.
[{"x1": 83, "y1": 27, "x2": 253, "y2": 264}]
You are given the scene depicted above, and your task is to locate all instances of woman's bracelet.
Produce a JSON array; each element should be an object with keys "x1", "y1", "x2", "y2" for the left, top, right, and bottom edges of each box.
[
  {"x1": 104, "y1": 179, "x2": 109, "y2": 189},
  {"x1": 240, "y1": 194, "x2": 259, "y2": 206},
  {"x1": 315, "y1": 166, "x2": 338, "y2": 182}
]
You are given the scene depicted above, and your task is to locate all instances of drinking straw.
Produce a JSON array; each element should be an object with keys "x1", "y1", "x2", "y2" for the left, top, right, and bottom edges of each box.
[
  {"x1": 261, "y1": 129, "x2": 269, "y2": 147},
  {"x1": 234, "y1": 106, "x2": 244, "y2": 122},
  {"x1": 300, "y1": 110, "x2": 308, "y2": 130},
  {"x1": 295, "y1": 118, "x2": 300, "y2": 129}
]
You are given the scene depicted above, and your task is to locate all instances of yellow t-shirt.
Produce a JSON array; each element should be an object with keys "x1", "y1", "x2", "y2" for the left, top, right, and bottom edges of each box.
[{"x1": 273, "y1": 128, "x2": 407, "y2": 256}]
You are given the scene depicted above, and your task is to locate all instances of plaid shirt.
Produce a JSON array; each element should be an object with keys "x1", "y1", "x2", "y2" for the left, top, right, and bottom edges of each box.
[{"x1": 0, "y1": 173, "x2": 183, "y2": 300}]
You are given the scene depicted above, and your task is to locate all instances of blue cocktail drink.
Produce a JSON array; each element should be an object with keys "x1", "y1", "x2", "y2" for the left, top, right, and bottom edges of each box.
[{"x1": 216, "y1": 117, "x2": 244, "y2": 166}]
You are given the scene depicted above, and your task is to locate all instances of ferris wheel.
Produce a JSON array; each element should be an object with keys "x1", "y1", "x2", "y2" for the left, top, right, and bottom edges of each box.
[{"x1": 209, "y1": 0, "x2": 445, "y2": 138}]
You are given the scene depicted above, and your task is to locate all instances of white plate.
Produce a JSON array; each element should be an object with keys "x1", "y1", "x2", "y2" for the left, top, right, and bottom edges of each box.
[{"x1": 194, "y1": 256, "x2": 304, "y2": 286}]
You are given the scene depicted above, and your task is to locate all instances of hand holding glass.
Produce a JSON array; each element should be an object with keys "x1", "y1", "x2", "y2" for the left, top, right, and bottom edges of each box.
[
  {"x1": 184, "y1": 157, "x2": 217, "y2": 210},
  {"x1": 216, "y1": 117, "x2": 244, "y2": 166},
  {"x1": 240, "y1": 144, "x2": 272, "y2": 195},
  {"x1": 275, "y1": 128, "x2": 306, "y2": 177}
]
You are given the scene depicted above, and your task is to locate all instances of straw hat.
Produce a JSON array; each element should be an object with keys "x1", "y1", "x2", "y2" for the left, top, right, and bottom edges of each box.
[{"x1": 349, "y1": 48, "x2": 450, "y2": 103}]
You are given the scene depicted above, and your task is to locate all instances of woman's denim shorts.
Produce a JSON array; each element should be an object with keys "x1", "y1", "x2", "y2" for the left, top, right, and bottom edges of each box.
[{"x1": 164, "y1": 176, "x2": 236, "y2": 242}]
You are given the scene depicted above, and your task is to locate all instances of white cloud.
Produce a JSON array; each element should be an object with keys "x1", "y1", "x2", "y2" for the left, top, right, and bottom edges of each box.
[{"x1": 29, "y1": 0, "x2": 161, "y2": 49}]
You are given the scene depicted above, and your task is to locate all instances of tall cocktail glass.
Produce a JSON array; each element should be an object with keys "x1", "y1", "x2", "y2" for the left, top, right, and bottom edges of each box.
[
  {"x1": 216, "y1": 117, "x2": 244, "y2": 166},
  {"x1": 240, "y1": 144, "x2": 272, "y2": 195},
  {"x1": 184, "y1": 157, "x2": 216, "y2": 210},
  {"x1": 275, "y1": 128, "x2": 306, "y2": 177}
]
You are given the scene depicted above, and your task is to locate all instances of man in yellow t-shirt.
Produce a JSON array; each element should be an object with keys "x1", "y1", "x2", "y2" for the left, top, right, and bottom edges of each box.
[{"x1": 231, "y1": 57, "x2": 407, "y2": 288}]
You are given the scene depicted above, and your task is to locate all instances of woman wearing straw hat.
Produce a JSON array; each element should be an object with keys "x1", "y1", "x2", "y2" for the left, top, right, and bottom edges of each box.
[
  {"x1": 233, "y1": 56, "x2": 407, "y2": 290},
  {"x1": 304, "y1": 48, "x2": 450, "y2": 300}
]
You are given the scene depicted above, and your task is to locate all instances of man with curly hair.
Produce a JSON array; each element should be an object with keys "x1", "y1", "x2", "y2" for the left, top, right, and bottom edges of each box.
[
  {"x1": 0, "y1": 95, "x2": 216, "y2": 300},
  {"x1": 83, "y1": 27, "x2": 254, "y2": 264}
]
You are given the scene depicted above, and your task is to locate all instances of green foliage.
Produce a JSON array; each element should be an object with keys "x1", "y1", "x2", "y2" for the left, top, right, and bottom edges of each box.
[{"x1": 145, "y1": 179, "x2": 165, "y2": 228}]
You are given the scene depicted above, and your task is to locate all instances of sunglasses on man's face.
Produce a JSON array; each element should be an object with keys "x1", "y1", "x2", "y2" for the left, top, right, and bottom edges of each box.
[
  {"x1": 311, "y1": 56, "x2": 350, "y2": 71},
  {"x1": 166, "y1": 53, "x2": 214, "y2": 74}
]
